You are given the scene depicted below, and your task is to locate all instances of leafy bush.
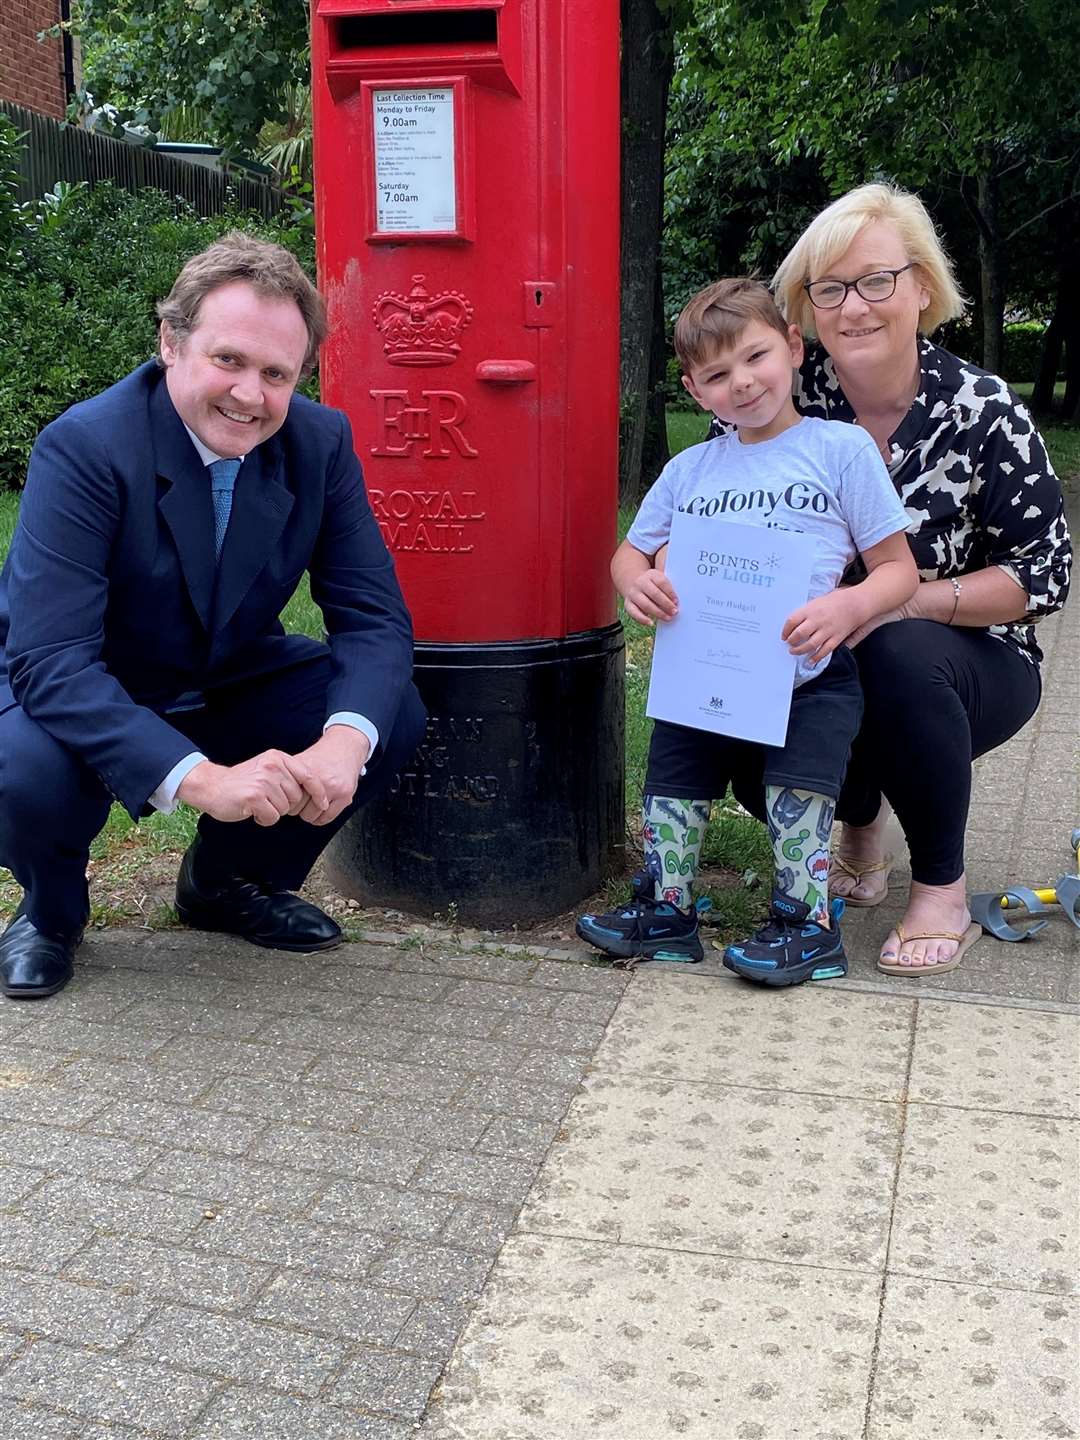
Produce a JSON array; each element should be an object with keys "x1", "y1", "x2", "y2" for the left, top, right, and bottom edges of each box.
[
  {"x1": 937, "y1": 317, "x2": 1059, "y2": 385},
  {"x1": 0, "y1": 175, "x2": 317, "y2": 490},
  {"x1": 0, "y1": 114, "x2": 23, "y2": 261},
  {"x1": 1002, "y1": 321, "x2": 1054, "y2": 384},
  {"x1": 665, "y1": 354, "x2": 696, "y2": 410}
]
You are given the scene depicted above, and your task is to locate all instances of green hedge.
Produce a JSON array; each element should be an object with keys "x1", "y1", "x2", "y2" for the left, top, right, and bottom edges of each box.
[
  {"x1": 0, "y1": 121, "x2": 316, "y2": 491},
  {"x1": 938, "y1": 318, "x2": 1058, "y2": 384},
  {"x1": 1001, "y1": 321, "x2": 1052, "y2": 384}
]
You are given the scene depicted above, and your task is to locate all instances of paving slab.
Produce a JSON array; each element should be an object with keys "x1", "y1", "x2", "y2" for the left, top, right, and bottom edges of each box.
[
  {"x1": 0, "y1": 1085, "x2": 114, "y2": 1131},
  {"x1": 868, "y1": 1276, "x2": 1078, "y2": 1440},
  {"x1": 326, "y1": 1347, "x2": 444, "y2": 1419},
  {"x1": 0, "y1": 1120, "x2": 157, "y2": 1183},
  {"x1": 594, "y1": 970, "x2": 915, "y2": 1100},
  {"x1": 138, "y1": 1150, "x2": 325, "y2": 1212},
  {"x1": 51, "y1": 1054, "x2": 216, "y2": 1104},
  {"x1": 191, "y1": 1388, "x2": 413, "y2": 1439},
  {"x1": 0, "y1": 1342, "x2": 221, "y2": 1433},
  {"x1": 129, "y1": 1304, "x2": 349, "y2": 1395},
  {"x1": 249, "y1": 1122, "x2": 425, "y2": 1184},
  {"x1": 889, "y1": 1104, "x2": 1078, "y2": 1294},
  {"x1": 190, "y1": 1208, "x2": 385, "y2": 1280},
  {"x1": 422, "y1": 1234, "x2": 881, "y2": 1440},
  {"x1": 85, "y1": 1095, "x2": 268, "y2": 1154},
  {"x1": 251, "y1": 1271, "x2": 415, "y2": 1344},
  {"x1": 0, "y1": 1212, "x2": 94, "y2": 1273},
  {"x1": 399, "y1": 1299, "x2": 475, "y2": 1354},
  {"x1": 60, "y1": 1232, "x2": 273, "y2": 1309},
  {"x1": 370, "y1": 1239, "x2": 492, "y2": 1302},
  {"x1": 0, "y1": 1268, "x2": 154, "y2": 1347},
  {"x1": 412, "y1": 1150, "x2": 541, "y2": 1206},
  {"x1": 310, "y1": 1178, "x2": 459, "y2": 1238},
  {"x1": 908, "y1": 1000, "x2": 1079, "y2": 1118},
  {"x1": 12, "y1": 1014, "x2": 176, "y2": 1062},
  {"x1": 0, "y1": 1162, "x2": 46, "y2": 1207},
  {"x1": 519, "y1": 1070, "x2": 900, "y2": 1273},
  {"x1": 26, "y1": 1173, "x2": 211, "y2": 1245},
  {"x1": 0, "y1": 1400, "x2": 85, "y2": 1439}
]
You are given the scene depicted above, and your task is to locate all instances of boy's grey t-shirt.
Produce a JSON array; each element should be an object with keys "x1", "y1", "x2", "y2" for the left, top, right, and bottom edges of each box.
[{"x1": 627, "y1": 416, "x2": 910, "y2": 684}]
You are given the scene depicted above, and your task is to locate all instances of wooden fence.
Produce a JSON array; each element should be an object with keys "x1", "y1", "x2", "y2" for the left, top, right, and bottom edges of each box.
[{"x1": 1, "y1": 101, "x2": 283, "y2": 220}]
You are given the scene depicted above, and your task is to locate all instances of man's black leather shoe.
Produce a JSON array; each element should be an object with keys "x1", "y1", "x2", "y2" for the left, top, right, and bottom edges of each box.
[
  {"x1": 175, "y1": 839, "x2": 343, "y2": 953},
  {"x1": 1, "y1": 911, "x2": 80, "y2": 999}
]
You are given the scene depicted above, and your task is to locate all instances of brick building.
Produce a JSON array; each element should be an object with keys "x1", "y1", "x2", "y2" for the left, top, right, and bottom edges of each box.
[{"x1": 0, "y1": 0, "x2": 71, "y2": 119}]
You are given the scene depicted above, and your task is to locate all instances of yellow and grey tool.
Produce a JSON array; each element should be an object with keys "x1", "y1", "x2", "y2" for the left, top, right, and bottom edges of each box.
[{"x1": 970, "y1": 827, "x2": 1080, "y2": 941}]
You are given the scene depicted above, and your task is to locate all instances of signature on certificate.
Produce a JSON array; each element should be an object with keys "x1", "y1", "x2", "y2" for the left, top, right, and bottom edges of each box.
[{"x1": 707, "y1": 647, "x2": 739, "y2": 661}]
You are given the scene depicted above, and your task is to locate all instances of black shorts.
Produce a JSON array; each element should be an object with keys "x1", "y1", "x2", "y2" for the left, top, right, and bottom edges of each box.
[{"x1": 645, "y1": 644, "x2": 863, "y2": 802}]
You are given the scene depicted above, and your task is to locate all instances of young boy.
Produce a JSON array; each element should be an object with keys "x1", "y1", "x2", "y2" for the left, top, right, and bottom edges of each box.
[{"x1": 577, "y1": 278, "x2": 918, "y2": 985}]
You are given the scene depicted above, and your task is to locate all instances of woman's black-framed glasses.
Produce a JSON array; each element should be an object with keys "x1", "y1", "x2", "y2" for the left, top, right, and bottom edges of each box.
[{"x1": 803, "y1": 262, "x2": 916, "y2": 310}]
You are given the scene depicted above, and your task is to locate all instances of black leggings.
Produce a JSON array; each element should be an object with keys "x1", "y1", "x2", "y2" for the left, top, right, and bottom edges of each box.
[
  {"x1": 831, "y1": 620, "x2": 1041, "y2": 885},
  {"x1": 730, "y1": 621, "x2": 1041, "y2": 886}
]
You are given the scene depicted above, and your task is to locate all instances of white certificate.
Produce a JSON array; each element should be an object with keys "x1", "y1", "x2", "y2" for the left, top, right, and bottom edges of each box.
[
  {"x1": 373, "y1": 88, "x2": 457, "y2": 234},
  {"x1": 646, "y1": 512, "x2": 817, "y2": 746}
]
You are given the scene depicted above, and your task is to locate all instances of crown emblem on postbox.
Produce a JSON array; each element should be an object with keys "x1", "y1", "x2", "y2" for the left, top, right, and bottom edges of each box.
[{"x1": 373, "y1": 275, "x2": 474, "y2": 367}]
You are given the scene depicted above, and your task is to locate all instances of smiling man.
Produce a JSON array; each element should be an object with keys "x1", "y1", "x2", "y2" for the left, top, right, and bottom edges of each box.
[{"x1": 0, "y1": 232, "x2": 425, "y2": 999}]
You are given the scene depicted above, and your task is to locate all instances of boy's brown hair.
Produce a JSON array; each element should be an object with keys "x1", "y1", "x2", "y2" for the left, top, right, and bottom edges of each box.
[{"x1": 673, "y1": 277, "x2": 789, "y2": 374}]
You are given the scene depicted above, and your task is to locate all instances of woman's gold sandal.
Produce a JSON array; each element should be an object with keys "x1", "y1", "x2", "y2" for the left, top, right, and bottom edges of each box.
[
  {"x1": 829, "y1": 853, "x2": 895, "y2": 908},
  {"x1": 877, "y1": 921, "x2": 981, "y2": 976}
]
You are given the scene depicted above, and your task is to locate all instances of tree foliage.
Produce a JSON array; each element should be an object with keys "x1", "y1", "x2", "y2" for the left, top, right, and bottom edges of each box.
[
  {"x1": 0, "y1": 174, "x2": 316, "y2": 491},
  {"x1": 664, "y1": 0, "x2": 1080, "y2": 384},
  {"x1": 71, "y1": 0, "x2": 310, "y2": 158}
]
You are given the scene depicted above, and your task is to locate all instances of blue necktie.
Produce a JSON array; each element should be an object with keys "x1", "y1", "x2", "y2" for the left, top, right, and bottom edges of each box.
[{"x1": 208, "y1": 458, "x2": 241, "y2": 559}]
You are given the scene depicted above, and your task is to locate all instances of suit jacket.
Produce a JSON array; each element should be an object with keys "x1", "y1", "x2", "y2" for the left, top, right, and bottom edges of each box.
[{"x1": 0, "y1": 361, "x2": 414, "y2": 819}]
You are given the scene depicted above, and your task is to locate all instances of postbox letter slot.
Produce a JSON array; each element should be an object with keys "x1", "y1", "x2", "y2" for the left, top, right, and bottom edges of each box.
[
  {"x1": 322, "y1": 1, "x2": 520, "y2": 97},
  {"x1": 334, "y1": 10, "x2": 499, "y2": 48},
  {"x1": 475, "y1": 360, "x2": 537, "y2": 384}
]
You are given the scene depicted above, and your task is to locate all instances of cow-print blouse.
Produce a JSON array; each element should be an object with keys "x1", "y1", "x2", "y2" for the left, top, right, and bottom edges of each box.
[{"x1": 709, "y1": 336, "x2": 1072, "y2": 666}]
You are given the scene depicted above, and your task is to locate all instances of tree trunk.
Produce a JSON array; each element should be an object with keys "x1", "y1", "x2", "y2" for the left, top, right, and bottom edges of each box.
[
  {"x1": 619, "y1": 0, "x2": 674, "y2": 505},
  {"x1": 976, "y1": 166, "x2": 1005, "y2": 375},
  {"x1": 1064, "y1": 316, "x2": 1080, "y2": 422},
  {"x1": 1035, "y1": 200, "x2": 1080, "y2": 419},
  {"x1": 1032, "y1": 286, "x2": 1064, "y2": 415},
  {"x1": 639, "y1": 243, "x2": 670, "y2": 491}
]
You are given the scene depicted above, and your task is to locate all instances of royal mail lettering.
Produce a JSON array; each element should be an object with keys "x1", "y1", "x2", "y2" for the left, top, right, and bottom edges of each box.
[
  {"x1": 368, "y1": 487, "x2": 487, "y2": 554},
  {"x1": 383, "y1": 521, "x2": 472, "y2": 552},
  {"x1": 369, "y1": 489, "x2": 485, "y2": 522}
]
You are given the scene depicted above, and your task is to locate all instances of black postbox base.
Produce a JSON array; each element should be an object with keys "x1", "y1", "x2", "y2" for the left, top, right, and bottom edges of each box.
[{"x1": 326, "y1": 623, "x2": 625, "y2": 926}]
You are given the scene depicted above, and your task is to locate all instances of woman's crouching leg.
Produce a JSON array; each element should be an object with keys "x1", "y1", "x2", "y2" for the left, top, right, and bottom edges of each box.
[{"x1": 847, "y1": 620, "x2": 1040, "y2": 886}]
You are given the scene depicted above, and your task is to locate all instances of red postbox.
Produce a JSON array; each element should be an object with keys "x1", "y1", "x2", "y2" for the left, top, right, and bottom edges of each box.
[{"x1": 312, "y1": 0, "x2": 623, "y2": 922}]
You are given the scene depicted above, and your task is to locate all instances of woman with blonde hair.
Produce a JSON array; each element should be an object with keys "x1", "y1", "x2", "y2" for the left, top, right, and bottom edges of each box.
[{"x1": 717, "y1": 182, "x2": 1071, "y2": 974}]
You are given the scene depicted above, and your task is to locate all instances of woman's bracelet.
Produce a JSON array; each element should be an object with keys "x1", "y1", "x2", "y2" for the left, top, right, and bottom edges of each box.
[{"x1": 946, "y1": 577, "x2": 963, "y2": 624}]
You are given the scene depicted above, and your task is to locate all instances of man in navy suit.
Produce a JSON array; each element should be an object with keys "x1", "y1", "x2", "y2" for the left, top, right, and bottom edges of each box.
[{"x1": 0, "y1": 232, "x2": 425, "y2": 998}]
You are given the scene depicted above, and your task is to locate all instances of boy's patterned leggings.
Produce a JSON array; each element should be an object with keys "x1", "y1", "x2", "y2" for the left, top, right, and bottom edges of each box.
[{"x1": 643, "y1": 786, "x2": 834, "y2": 923}]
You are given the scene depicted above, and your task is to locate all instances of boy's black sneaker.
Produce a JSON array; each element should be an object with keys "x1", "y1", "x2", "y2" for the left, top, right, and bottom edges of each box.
[
  {"x1": 576, "y1": 869, "x2": 704, "y2": 967},
  {"x1": 723, "y1": 891, "x2": 847, "y2": 987}
]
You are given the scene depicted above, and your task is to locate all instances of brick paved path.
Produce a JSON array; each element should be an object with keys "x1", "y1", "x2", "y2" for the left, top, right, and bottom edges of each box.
[{"x1": 0, "y1": 930, "x2": 628, "y2": 1436}]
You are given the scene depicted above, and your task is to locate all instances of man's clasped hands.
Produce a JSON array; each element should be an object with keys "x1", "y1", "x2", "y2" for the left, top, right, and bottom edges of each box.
[{"x1": 176, "y1": 726, "x2": 371, "y2": 828}]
